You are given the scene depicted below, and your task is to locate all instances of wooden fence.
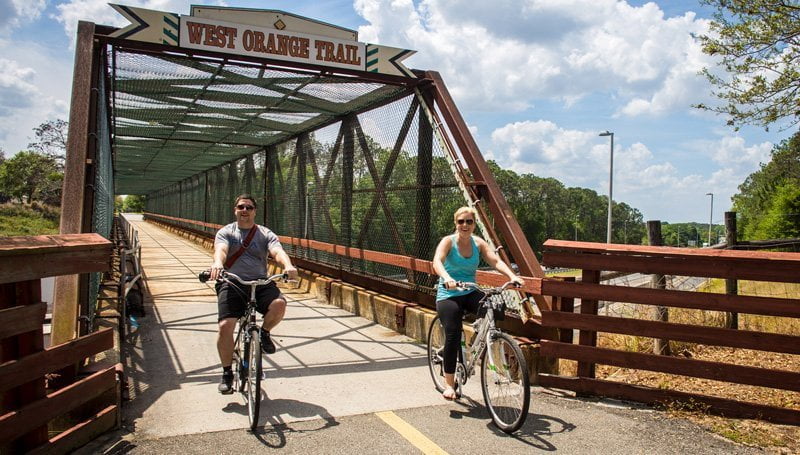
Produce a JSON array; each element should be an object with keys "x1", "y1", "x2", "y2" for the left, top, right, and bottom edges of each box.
[
  {"x1": 536, "y1": 240, "x2": 800, "y2": 425},
  {"x1": 0, "y1": 234, "x2": 117, "y2": 453}
]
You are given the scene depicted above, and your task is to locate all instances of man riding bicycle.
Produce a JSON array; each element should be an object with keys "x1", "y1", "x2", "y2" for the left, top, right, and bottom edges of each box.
[{"x1": 209, "y1": 194, "x2": 299, "y2": 394}]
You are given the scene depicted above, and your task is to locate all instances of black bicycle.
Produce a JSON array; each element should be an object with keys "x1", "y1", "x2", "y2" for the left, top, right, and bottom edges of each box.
[
  {"x1": 427, "y1": 280, "x2": 531, "y2": 433},
  {"x1": 199, "y1": 270, "x2": 288, "y2": 430}
]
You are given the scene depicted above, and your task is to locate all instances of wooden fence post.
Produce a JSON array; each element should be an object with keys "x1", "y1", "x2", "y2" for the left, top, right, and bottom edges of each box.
[
  {"x1": 725, "y1": 211, "x2": 739, "y2": 329},
  {"x1": 577, "y1": 270, "x2": 599, "y2": 379},
  {"x1": 648, "y1": 220, "x2": 671, "y2": 355}
]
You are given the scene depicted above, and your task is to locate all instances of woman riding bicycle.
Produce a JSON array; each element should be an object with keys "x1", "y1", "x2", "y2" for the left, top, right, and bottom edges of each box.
[{"x1": 432, "y1": 206, "x2": 523, "y2": 400}]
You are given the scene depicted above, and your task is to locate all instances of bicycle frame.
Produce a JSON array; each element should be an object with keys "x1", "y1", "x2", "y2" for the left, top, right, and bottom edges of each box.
[{"x1": 456, "y1": 284, "x2": 507, "y2": 385}]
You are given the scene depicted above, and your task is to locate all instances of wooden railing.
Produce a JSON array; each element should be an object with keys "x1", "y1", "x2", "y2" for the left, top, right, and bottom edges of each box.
[
  {"x1": 536, "y1": 240, "x2": 800, "y2": 425},
  {"x1": 0, "y1": 234, "x2": 117, "y2": 453}
]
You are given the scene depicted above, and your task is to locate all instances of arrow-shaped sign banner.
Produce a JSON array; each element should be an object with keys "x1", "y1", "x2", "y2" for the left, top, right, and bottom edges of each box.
[{"x1": 109, "y1": 4, "x2": 179, "y2": 46}]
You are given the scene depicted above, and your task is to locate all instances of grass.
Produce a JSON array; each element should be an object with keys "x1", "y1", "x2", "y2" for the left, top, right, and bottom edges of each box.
[{"x1": 0, "y1": 202, "x2": 60, "y2": 236}]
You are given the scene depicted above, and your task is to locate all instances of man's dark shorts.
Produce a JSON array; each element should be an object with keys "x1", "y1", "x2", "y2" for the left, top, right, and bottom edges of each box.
[{"x1": 216, "y1": 281, "x2": 284, "y2": 321}]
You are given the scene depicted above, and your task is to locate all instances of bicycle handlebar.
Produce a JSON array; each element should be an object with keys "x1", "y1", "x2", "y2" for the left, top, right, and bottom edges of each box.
[
  {"x1": 455, "y1": 280, "x2": 521, "y2": 294},
  {"x1": 198, "y1": 269, "x2": 288, "y2": 286}
]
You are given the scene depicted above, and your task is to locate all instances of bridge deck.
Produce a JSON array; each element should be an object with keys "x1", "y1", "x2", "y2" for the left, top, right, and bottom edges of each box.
[{"x1": 122, "y1": 215, "x2": 455, "y2": 438}]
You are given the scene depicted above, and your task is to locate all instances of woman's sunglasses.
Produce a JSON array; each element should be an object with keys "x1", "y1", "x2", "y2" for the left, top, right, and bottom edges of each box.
[
  {"x1": 236, "y1": 204, "x2": 255, "y2": 211},
  {"x1": 457, "y1": 219, "x2": 474, "y2": 225}
]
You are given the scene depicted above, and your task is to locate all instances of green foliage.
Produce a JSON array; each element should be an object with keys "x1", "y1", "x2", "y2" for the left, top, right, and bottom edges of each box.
[
  {"x1": 122, "y1": 195, "x2": 146, "y2": 212},
  {"x1": 748, "y1": 182, "x2": 800, "y2": 238},
  {"x1": 660, "y1": 222, "x2": 723, "y2": 246},
  {"x1": 0, "y1": 151, "x2": 62, "y2": 205},
  {"x1": 696, "y1": 1, "x2": 800, "y2": 130},
  {"x1": 0, "y1": 202, "x2": 59, "y2": 236},
  {"x1": 733, "y1": 132, "x2": 800, "y2": 239}
]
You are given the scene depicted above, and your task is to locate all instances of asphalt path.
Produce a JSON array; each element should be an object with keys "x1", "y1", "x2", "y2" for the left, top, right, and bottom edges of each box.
[{"x1": 85, "y1": 389, "x2": 758, "y2": 454}]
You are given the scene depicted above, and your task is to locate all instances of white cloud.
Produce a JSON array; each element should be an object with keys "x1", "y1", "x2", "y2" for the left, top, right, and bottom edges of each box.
[
  {"x1": 54, "y1": 1, "x2": 228, "y2": 47},
  {"x1": 709, "y1": 135, "x2": 773, "y2": 168},
  {"x1": 0, "y1": 58, "x2": 39, "y2": 116},
  {"x1": 0, "y1": 0, "x2": 45, "y2": 35},
  {"x1": 487, "y1": 119, "x2": 773, "y2": 221},
  {"x1": 356, "y1": 0, "x2": 715, "y2": 116},
  {"x1": 0, "y1": 42, "x2": 71, "y2": 154}
]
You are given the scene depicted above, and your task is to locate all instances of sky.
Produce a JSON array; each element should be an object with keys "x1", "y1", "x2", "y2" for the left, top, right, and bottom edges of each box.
[{"x1": 0, "y1": 0, "x2": 794, "y2": 224}]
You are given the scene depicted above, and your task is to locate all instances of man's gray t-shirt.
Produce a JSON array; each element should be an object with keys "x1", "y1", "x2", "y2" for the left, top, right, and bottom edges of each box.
[{"x1": 215, "y1": 222, "x2": 281, "y2": 280}]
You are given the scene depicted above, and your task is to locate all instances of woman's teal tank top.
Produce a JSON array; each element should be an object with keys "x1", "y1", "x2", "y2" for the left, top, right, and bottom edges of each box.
[{"x1": 436, "y1": 235, "x2": 480, "y2": 301}]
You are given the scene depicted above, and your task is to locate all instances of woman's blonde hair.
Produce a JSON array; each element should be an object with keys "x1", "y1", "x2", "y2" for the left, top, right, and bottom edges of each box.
[{"x1": 453, "y1": 206, "x2": 477, "y2": 223}]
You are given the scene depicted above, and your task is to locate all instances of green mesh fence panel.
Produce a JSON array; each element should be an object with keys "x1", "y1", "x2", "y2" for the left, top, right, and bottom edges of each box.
[
  {"x1": 90, "y1": 60, "x2": 115, "y2": 321},
  {"x1": 142, "y1": 91, "x2": 480, "y2": 294}
]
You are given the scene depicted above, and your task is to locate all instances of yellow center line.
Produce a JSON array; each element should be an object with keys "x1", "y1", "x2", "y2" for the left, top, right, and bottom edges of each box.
[{"x1": 375, "y1": 411, "x2": 449, "y2": 455}]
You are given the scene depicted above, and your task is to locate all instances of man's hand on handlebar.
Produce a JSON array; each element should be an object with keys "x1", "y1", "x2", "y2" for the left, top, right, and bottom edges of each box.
[
  {"x1": 283, "y1": 266, "x2": 299, "y2": 282},
  {"x1": 210, "y1": 262, "x2": 224, "y2": 281}
]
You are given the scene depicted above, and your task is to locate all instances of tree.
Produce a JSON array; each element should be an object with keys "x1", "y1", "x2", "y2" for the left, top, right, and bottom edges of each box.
[
  {"x1": 0, "y1": 151, "x2": 61, "y2": 204},
  {"x1": 28, "y1": 119, "x2": 68, "y2": 167},
  {"x1": 750, "y1": 182, "x2": 800, "y2": 238},
  {"x1": 695, "y1": 1, "x2": 800, "y2": 130},
  {"x1": 732, "y1": 132, "x2": 800, "y2": 238},
  {"x1": 123, "y1": 195, "x2": 146, "y2": 212}
]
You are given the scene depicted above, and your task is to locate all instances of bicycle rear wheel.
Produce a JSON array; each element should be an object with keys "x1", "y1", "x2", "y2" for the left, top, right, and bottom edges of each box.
[
  {"x1": 480, "y1": 331, "x2": 530, "y2": 433},
  {"x1": 426, "y1": 316, "x2": 448, "y2": 393},
  {"x1": 246, "y1": 328, "x2": 262, "y2": 430}
]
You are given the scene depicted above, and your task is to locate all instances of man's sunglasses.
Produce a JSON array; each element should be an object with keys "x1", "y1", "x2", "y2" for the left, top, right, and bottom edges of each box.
[
  {"x1": 236, "y1": 204, "x2": 255, "y2": 211},
  {"x1": 457, "y1": 219, "x2": 474, "y2": 225}
]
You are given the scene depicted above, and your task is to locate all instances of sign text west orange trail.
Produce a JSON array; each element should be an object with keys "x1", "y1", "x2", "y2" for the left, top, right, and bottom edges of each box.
[{"x1": 180, "y1": 16, "x2": 365, "y2": 71}]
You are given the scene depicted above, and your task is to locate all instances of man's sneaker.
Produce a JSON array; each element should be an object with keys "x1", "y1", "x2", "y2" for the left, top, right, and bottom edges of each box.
[
  {"x1": 260, "y1": 330, "x2": 276, "y2": 354},
  {"x1": 218, "y1": 370, "x2": 233, "y2": 394}
]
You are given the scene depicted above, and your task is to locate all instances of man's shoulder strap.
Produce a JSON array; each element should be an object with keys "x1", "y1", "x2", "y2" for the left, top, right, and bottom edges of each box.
[{"x1": 224, "y1": 225, "x2": 258, "y2": 269}]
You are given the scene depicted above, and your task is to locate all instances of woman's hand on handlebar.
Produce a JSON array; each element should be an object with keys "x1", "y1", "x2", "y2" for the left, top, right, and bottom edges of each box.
[
  {"x1": 444, "y1": 279, "x2": 458, "y2": 290},
  {"x1": 510, "y1": 276, "x2": 524, "y2": 287}
]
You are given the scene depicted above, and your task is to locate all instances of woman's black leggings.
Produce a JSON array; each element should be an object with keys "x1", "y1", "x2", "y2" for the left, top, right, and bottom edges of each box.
[{"x1": 436, "y1": 291, "x2": 484, "y2": 374}]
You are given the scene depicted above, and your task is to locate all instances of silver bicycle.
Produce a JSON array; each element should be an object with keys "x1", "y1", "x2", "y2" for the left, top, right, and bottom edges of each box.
[
  {"x1": 200, "y1": 270, "x2": 288, "y2": 430},
  {"x1": 427, "y1": 280, "x2": 531, "y2": 433}
]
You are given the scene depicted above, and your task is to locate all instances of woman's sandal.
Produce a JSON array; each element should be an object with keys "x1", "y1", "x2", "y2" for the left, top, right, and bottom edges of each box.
[{"x1": 442, "y1": 386, "x2": 457, "y2": 400}]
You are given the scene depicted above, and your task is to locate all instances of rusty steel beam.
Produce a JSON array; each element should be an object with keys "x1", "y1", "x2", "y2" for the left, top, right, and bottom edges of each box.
[
  {"x1": 424, "y1": 71, "x2": 551, "y2": 312},
  {"x1": 54, "y1": 21, "x2": 100, "y2": 345}
]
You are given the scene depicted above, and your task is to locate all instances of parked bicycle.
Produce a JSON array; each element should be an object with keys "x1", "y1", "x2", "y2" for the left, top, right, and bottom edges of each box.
[
  {"x1": 427, "y1": 280, "x2": 531, "y2": 433},
  {"x1": 199, "y1": 269, "x2": 289, "y2": 430}
]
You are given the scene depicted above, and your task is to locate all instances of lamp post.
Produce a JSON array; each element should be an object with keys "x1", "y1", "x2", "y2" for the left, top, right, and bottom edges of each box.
[
  {"x1": 599, "y1": 131, "x2": 614, "y2": 243},
  {"x1": 706, "y1": 192, "x2": 713, "y2": 246}
]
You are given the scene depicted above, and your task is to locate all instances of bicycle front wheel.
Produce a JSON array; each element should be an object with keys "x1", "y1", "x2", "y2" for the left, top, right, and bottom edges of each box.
[
  {"x1": 426, "y1": 316, "x2": 448, "y2": 393},
  {"x1": 246, "y1": 328, "x2": 262, "y2": 430},
  {"x1": 480, "y1": 332, "x2": 530, "y2": 433}
]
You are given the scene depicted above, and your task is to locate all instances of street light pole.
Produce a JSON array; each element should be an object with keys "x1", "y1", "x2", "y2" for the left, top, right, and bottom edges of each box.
[
  {"x1": 706, "y1": 192, "x2": 713, "y2": 246},
  {"x1": 599, "y1": 131, "x2": 614, "y2": 243}
]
